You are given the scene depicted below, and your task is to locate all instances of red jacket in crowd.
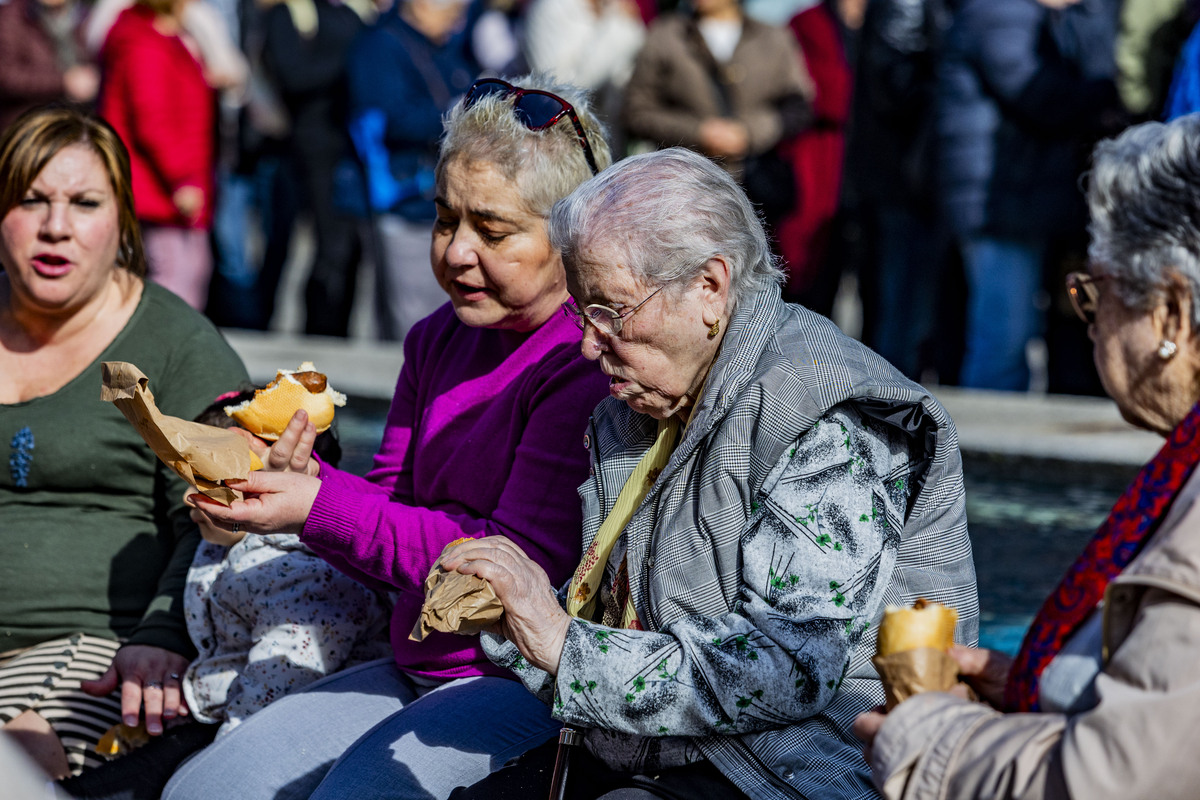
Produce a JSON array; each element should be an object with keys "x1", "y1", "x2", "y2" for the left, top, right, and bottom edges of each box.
[{"x1": 98, "y1": 5, "x2": 214, "y2": 229}]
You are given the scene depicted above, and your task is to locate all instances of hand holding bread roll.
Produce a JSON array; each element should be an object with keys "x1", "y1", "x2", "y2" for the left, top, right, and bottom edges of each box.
[
  {"x1": 225, "y1": 362, "x2": 346, "y2": 440},
  {"x1": 873, "y1": 598, "x2": 961, "y2": 709}
]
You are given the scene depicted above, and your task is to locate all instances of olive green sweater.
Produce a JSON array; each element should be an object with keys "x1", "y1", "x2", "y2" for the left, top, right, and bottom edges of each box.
[{"x1": 0, "y1": 283, "x2": 248, "y2": 656}]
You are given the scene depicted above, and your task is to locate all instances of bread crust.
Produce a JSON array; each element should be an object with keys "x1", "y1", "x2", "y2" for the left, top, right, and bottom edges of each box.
[
  {"x1": 876, "y1": 598, "x2": 958, "y2": 657},
  {"x1": 225, "y1": 363, "x2": 346, "y2": 440}
]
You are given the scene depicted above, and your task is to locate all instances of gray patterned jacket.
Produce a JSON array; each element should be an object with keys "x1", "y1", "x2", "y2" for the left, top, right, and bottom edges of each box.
[{"x1": 484, "y1": 287, "x2": 978, "y2": 799}]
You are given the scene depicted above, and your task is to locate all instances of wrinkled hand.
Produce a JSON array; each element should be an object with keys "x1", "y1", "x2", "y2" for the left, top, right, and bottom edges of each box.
[
  {"x1": 81, "y1": 645, "x2": 190, "y2": 735},
  {"x1": 185, "y1": 469, "x2": 321, "y2": 535},
  {"x1": 949, "y1": 645, "x2": 1012, "y2": 708},
  {"x1": 442, "y1": 536, "x2": 572, "y2": 675}
]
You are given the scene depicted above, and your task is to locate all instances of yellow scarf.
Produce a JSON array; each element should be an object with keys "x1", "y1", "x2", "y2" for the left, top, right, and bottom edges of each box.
[{"x1": 565, "y1": 415, "x2": 681, "y2": 625}]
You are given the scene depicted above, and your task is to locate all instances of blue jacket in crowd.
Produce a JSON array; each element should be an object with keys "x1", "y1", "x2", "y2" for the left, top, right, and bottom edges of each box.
[
  {"x1": 936, "y1": 0, "x2": 1122, "y2": 239},
  {"x1": 345, "y1": 2, "x2": 481, "y2": 223}
]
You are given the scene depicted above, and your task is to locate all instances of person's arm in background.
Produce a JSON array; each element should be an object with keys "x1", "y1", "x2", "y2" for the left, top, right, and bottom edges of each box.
[
  {"x1": 1114, "y1": 0, "x2": 1187, "y2": 115},
  {"x1": 182, "y1": 0, "x2": 250, "y2": 92},
  {"x1": 119, "y1": 35, "x2": 212, "y2": 223},
  {"x1": 523, "y1": 0, "x2": 645, "y2": 91},
  {"x1": 964, "y1": 0, "x2": 1118, "y2": 137},
  {"x1": 622, "y1": 20, "x2": 709, "y2": 149},
  {"x1": 735, "y1": 27, "x2": 813, "y2": 155}
]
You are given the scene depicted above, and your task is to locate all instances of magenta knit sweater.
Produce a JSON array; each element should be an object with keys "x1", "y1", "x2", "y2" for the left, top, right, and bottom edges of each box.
[{"x1": 301, "y1": 304, "x2": 610, "y2": 680}]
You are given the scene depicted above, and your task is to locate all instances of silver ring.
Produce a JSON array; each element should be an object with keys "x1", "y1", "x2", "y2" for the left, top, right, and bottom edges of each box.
[
  {"x1": 145, "y1": 680, "x2": 163, "y2": 690},
  {"x1": 168, "y1": 673, "x2": 181, "y2": 681},
  {"x1": 232, "y1": 522, "x2": 241, "y2": 535}
]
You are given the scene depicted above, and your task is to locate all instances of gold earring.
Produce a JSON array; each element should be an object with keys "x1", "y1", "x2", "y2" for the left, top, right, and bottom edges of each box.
[{"x1": 708, "y1": 319, "x2": 720, "y2": 339}]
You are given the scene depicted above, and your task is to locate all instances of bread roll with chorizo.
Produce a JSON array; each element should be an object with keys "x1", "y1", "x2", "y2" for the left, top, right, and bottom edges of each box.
[{"x1": 225, "y1": 362, "x2": 346, "y2": 440}]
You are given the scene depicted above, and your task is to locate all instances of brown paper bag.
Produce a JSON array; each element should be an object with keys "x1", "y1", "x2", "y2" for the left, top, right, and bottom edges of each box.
[
  {"x1": 872, "y1": 647, "x2": 961, "y2": 710},
  {"x1": 409, "y1": 540, "x2": 504, "y2": 642},
  {"x1": 100, "y1": 361, "x2": 257, "y2": 506}
]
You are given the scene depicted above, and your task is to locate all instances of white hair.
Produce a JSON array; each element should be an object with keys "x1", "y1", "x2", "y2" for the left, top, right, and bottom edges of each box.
[
  {"x1": 1087, "y1": 113, "x2": 1200, "y2": 324},
  {"x1": 437, "y1": 73, "x2": 612, "y2": 217},
  {"x1": 547, "y1": 147, "x2": 784, "y2": 312}
]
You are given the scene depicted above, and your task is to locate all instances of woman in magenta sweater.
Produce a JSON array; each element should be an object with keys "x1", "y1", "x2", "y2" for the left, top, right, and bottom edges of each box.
[{"x1": 166, "y1": 75, "x2": 613, "y2": 800}]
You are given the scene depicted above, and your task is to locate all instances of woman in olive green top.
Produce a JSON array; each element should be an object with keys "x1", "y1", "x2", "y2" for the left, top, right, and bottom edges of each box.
[{"x1": 0, "y1": 106, "x2": 247, "y2": 777}]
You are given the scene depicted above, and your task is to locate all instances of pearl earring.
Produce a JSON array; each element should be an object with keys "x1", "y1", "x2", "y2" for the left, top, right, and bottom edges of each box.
[{"x1": 1158, "y1": 340, "x2": 1178, "y2": 360}]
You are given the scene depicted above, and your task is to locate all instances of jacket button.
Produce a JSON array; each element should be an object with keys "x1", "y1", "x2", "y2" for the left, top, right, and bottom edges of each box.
[
  {"x1": 647, "y1": 556, "x2": 656, "y2": 570},
  {"x1": 583, "y1": 434, "x2": 591, "y2": 450},
  {"x1": 781, "y1": 768, "x2": 794, "y2": 780}
]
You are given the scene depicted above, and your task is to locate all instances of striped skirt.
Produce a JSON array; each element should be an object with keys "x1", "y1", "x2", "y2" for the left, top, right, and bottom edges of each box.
[{"x1": 0, "y1": 633, "x2": 123, "y2": 774}]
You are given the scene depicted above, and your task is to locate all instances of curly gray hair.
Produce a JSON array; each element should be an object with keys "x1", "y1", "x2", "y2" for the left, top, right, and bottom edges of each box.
[
  {"x1": 1087, "y1": 113, "x2": 1200, "y2": 325},
  {"x1": 437, "y1": 74, "x2": 612, "y2": 218},
  {"x1": 547, "y1": 147, "x2": 784, "y2": 313}
]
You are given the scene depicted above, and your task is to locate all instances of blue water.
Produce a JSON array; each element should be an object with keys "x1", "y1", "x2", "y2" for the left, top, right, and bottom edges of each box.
[{"x1": 333, "y1": 401, "x2": 1129, "y2": 656}]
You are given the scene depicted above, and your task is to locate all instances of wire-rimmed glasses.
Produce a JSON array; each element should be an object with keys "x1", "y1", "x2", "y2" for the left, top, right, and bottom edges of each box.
[{"x1": 561, "y1": 286, "x2": 666, "y2": 337}]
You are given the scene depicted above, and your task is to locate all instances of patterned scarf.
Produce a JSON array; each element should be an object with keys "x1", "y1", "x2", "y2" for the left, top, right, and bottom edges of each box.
[
  {"x1": 566, "y1": 416, "x2": 681, "y2": 626},
  {"x1": 1004, "y1": 400, "x2": 1200, "y2": 712}
]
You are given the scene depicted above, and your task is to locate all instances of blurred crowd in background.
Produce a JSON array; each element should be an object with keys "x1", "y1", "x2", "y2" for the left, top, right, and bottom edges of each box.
[{"x1": 2, "y1": 0, "x2": 1199, "y2": 392}]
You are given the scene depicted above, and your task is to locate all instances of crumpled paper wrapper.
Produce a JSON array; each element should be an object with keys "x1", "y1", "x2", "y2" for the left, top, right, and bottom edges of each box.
[
  {"x1": 409, "y1": 539, "x2": 504, "y2": 642},
  {"x1": 872, "y1": 647, "x2": 961, "y2": 710},
  {"x1": 100, "y1": 361, "x2": 257, "y2": 506}
]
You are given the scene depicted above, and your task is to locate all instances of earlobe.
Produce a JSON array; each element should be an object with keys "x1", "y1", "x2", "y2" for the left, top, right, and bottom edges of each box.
[{"x1": 698, "y1": 256, "x2": 732, "y2": 326}]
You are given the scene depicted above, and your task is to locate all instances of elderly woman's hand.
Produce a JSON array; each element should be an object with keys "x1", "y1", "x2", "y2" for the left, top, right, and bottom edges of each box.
[
  {"x1": 185, "y1": 470, "x2": 321, "y2": 535},
  {"x1": 80, "y1": 645, "x2": 191, "y2": 735},
  {"x1": 442, "y1": 536, "x2": 573, "y2": 675},
  {"x1": 949, "y1": 645, "x2": 1012, "y2": 709}
]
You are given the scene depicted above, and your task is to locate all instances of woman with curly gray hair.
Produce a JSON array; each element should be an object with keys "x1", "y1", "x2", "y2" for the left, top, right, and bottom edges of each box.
[{"x1": 856, "y1": 113, "x2": 1200, "y2": 800}]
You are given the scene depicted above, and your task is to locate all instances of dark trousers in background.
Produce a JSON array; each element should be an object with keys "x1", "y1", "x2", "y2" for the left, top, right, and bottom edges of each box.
[{"x1": 296, "y1": 145, "x2": 362, "y2": 338}]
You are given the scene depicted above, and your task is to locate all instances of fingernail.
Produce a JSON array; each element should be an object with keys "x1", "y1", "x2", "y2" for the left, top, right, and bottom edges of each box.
[
  {"x1": 147, "y1": 722, "x2": 162, "y2": 735},
  {"x1": 124, "y1": 714, "x2": 138, "y2": 726}
]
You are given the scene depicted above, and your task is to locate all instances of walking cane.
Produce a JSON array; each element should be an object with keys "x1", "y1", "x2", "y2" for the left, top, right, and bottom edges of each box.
[{"x1": 548, "y1": 726, "x2": 583, "y2": 800}]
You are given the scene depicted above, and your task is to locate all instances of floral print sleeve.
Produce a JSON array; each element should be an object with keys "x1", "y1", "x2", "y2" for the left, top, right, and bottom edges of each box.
[{"x1": 552, "y1": 405, "x2": 914, "y2": 741}]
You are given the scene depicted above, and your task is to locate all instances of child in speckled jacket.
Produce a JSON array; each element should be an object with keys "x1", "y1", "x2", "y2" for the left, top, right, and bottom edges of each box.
[
  {"x1": 180, "y1": 389, "x2": 393, "y2": 737},
  {"x1": 59, "y1": 390, "x2": 391, "y2": 800}
]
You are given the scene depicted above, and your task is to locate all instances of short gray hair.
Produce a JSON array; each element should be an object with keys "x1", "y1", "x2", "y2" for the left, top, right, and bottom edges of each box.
[
  {"x1": 1087, "y1": 113, "x2": 1200, "y2": 324},
  {"x1": 437, "y1": 74, "x2": 613, "y2": 217},
  {"x1": 547, "y1": 147, "x2": 784, "y2": 312}
]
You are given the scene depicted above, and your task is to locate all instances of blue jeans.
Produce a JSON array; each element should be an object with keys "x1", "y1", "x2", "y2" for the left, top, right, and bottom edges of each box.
[
  {"x1": 162, "y1": 659, "x2": 560, "y2": 800},
  {"x1": 960, "y1": 235, "x2": 1046, "y2": 391},
  {"x1": 871, "y1": 206, "x2": 944, "y2": 380}
]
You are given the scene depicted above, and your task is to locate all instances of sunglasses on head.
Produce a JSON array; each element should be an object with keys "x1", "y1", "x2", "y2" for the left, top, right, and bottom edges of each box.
[
  {"x1": 1065, "y1": 271, "x2": 1109, "y2": 325},
  {"x1": 464, "y1": 78, "x2": 600, "y2": 176}
]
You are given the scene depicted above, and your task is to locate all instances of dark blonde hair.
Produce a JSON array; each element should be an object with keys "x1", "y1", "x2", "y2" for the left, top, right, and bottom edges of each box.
[{"x1": 0, "y1": 105, "x2": 147, "y2": 277}]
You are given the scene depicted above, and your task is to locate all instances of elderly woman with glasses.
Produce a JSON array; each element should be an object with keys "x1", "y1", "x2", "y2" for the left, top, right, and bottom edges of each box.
[
  {"x1": 854, "y1": 113, "x2": 1200, "y2": 800},
  {"x1": 165, "y1": 76, "x2": 612, "y2": 800},
  {"x1": 438, "y1": 147, "x2": 979, "y2": 800}
]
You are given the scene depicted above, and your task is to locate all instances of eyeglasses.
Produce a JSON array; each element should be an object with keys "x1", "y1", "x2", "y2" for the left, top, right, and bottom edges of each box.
[
  {"x1": 561, "y1": 286, "x2": 666, "y2": 337},
  {"x1": 464, "y1": 78, "x2": 599, "y2": 176},
  {"x1": 1065, "y1": 271, "x2": 1110, "y2": 324}
]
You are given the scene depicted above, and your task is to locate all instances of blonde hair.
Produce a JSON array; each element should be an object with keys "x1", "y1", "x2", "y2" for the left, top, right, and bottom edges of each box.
[
  {"x1": 0, "y1": 105, "x2": 147, "y2": 277},
  {"x1": 437, "y1": 74, "x2": 612, "y2": 218}
]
